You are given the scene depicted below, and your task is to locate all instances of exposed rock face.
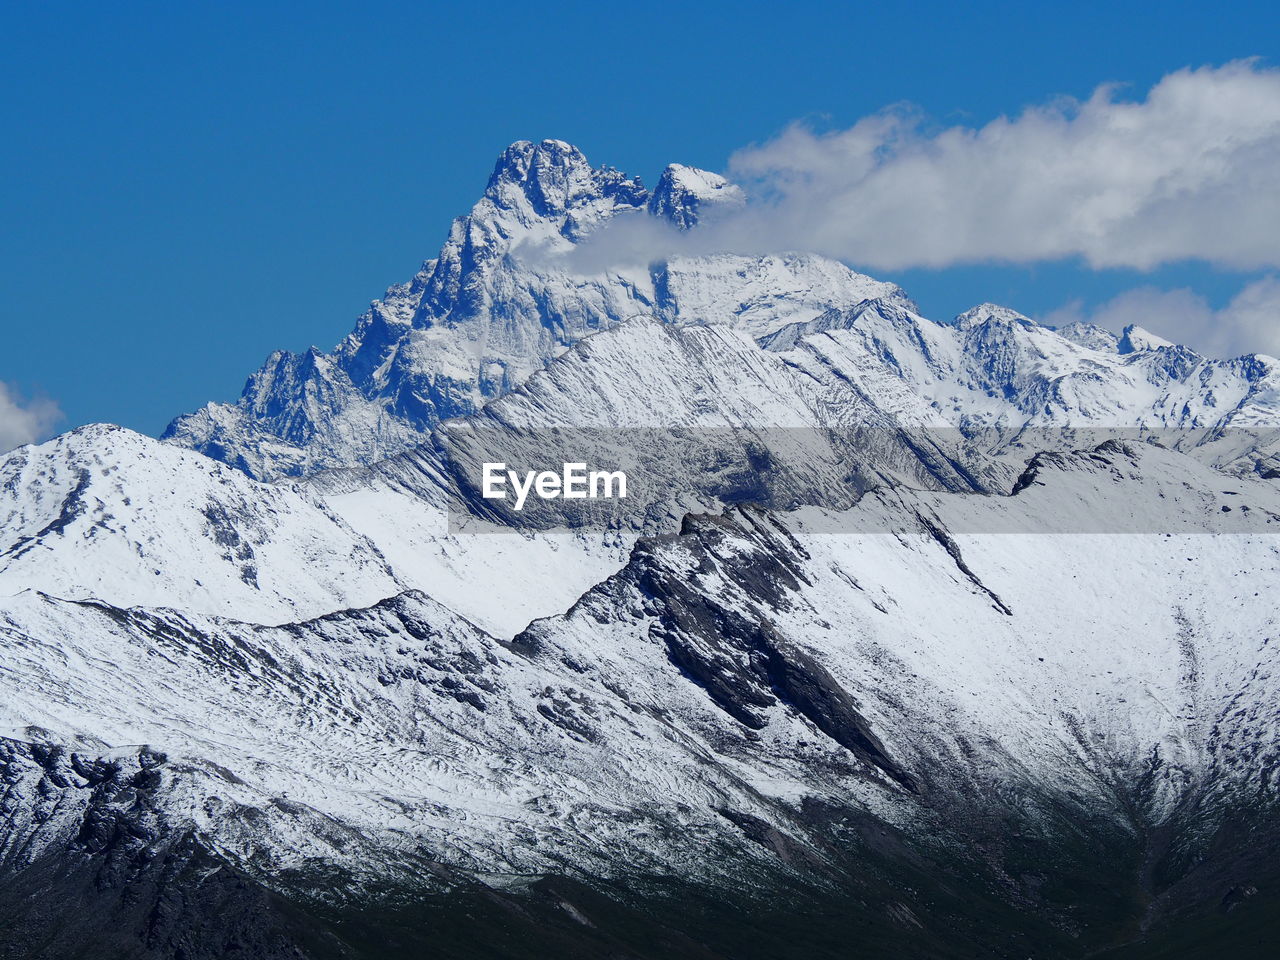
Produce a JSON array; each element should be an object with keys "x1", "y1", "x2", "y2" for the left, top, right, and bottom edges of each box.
[{"x1": 648, "y1": 163, "x2": 746, "y2": 229}]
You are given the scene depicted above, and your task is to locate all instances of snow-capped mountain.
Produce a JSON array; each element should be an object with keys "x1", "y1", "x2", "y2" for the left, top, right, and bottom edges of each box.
[
  {"x1": 161, "y1": 139, "x2": 903, "y2": 479},
  {"x1": 773, "y1": 299, "x2": 1280, "y2": 474},
  {"x1": 163, "y1": 140, "x2": 1280, "y2": 486},
  {"x1": 0, "y1": 424, "x2": 407, "y2": 623},
  {"x1": 648, "y1": 162, "x2": 746, "y2": 229},
  {"x1": 3, "y1": 443, "x2": 1279, "y2": 957},
  {"x1": 0, "y1": 423, "x2": 638, "y2": 634},
  {"x1": 5, "y1": 140, "x2": 1280, "y2": 958}
]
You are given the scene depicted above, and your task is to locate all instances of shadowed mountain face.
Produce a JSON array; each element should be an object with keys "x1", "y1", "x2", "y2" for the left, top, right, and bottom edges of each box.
[{"x1": 6, "y1": 142, "x2": 1280, "y2": 958}]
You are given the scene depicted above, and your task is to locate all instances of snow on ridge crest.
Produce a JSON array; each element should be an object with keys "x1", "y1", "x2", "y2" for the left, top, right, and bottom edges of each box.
[
  {"x1": 483, "y1": 138, "x2": 647, "y2": 226},
  {"x1": 159, "y1": 139, "x2": 1280, "y2": 482},
  {"x1": 1117, "y1": 323, "x2": 1179, "y2": 354},
  {"x1": 954, "y1": 302, "x2": 1037, "y2": 330},
  {"x1": 0, "y1": 425, "x2": 408, "y2": 624},
  {"x1": 649, "y1": 162, "x2": 746, "y2": 230}
]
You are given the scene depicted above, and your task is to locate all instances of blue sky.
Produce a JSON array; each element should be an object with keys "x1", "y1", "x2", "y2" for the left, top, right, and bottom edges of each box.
[{"x1": 2, "y1": 0, "x2": 1278, "y2": 439}]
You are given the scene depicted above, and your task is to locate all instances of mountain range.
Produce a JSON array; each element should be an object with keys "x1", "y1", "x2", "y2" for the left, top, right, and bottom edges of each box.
[{"x1": 2, "y1": 140, "x2": 1280, "y2": 959}]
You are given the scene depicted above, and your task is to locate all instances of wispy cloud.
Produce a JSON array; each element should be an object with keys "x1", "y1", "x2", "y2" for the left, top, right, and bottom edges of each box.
[
  {"x1": 0, "y1": 383, "x2": 61, "y2": 454},
  {"x1": 539, "y1": 62, "x2": 1280, "y2": 357},
  {"x1": 724, "y1": 60, "x2": 1280, "y2": 271},
  {"x1": 554, "y1": 60, "x2": 1280, "y2": 279},
  {"x1": 1040, "y1": 276, "x2": 1280, "y2": 359}
]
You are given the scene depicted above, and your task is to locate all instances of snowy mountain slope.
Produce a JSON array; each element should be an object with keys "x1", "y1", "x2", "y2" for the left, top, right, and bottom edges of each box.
[
  {"x1": 426, "y1": 316, "x2": 1005, "y2": 535},
  {"x1": 304, "y1": 449, "x2": 636, "y2": 635},
  {"x1": 9, "y1": 137, "x2": 1280, "y2": 958},
  {"x1": 521, "y1": 441, "x2": 1280, "y2": 820},
  {"x1": 0, "y1": 424, "x2": 405, "y2": 623},
  {"x1": 160, "y1": 141, "x2": 907, "y2": 480},
  {"x1": 0, "y1": 424, "x2": 629, "y2": 633},
  {"x1": 13, "y1": 300, "x2": 1277, "y2": 633},
  {"x1": 161, "y1": 140, "x2": 1280, "y2": 485},
  {"x1": 769, "y1": 297, "x2": 1280, "y2": 474},
  {"x1": 2, "y1": 442, "x2": 1279, "y2": 956}
]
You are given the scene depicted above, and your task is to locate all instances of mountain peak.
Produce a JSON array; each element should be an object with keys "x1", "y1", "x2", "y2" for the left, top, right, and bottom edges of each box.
[
  {"x1": 649, "y1": 163, "x2": 746, "y2": 229},
  {"x1": 1053, "y1": 320, "x2": 1122, "y2": 352},
  {"x1": 484, "y1": 139, "x2": 645, "y2": 219},
  {"x1": 1117, "y1": 323, "x2": 1177, "y2": 354},
  {"x1": 487, "y1": 139, "x2": 585, "y2": 185},
  {"x1": 954, "y1": 303, "x2": 1035, "y2": 330}
]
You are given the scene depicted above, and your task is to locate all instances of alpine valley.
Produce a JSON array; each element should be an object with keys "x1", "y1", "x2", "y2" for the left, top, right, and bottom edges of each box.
[{"x1": 3, "y1": 140, "x2": 1280, "y2": 959}]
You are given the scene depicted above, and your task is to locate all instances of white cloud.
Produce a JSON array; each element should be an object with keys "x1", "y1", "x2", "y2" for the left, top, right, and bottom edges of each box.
[
  {"x1": 545, "y1": 61, "x2": 1280, "y2": 355},
  {"x1": 724, "y1": 60, "x2": 1280, "y2": 271},
  {"x1": 0, "y1": 383, "x2": 61, "y2": 454},
  {"x1": 1040, "y1": 276, "x2": 1280, "y2": 358},
  {"x1": 557, "y1": 61, "x2": 1280, "y2": 280}
]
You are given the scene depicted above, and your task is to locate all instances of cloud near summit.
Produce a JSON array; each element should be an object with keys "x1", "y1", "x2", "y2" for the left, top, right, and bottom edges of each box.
[
  {"x1": 557, "y1": 61, "x2": 1280, "y2": 276},
  {"x1": 1041, "y1": 276, "x2": 1280, "y2": 360},
  {"x1": 0, "y1": 383, "x2": 61, "y2": 454},
  {"x1": 723, "y1": 60, "x2": 1280, "y2": 271}
]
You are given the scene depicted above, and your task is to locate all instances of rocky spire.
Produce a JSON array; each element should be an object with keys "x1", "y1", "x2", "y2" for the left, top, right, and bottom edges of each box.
[{"x1": 648, "y1": 163, "x2": 745, "y2": 230}]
